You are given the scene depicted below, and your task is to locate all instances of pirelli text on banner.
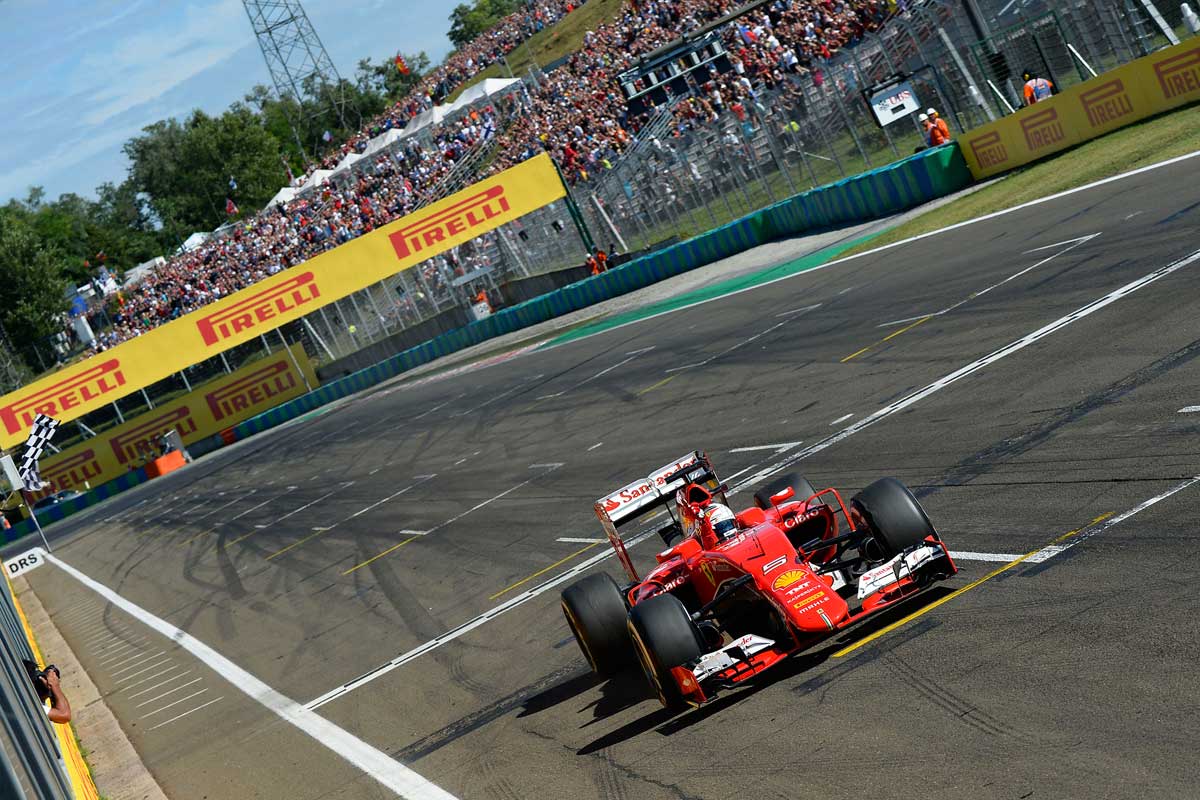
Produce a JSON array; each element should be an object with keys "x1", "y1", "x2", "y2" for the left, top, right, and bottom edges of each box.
[
  {"x1": 30, "y1": 345, "x2": 317, "y2": 501},
  {"x1": 0, "y1": 153, "x2": 565, "y2": 448},
  {"x1": 960, "y1": 40, "x2": 1200, "y2": 180}
]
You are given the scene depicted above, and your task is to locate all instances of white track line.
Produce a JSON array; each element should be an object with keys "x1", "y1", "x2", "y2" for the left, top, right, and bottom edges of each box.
[
  {"x1": 537, "y1": 151, "x2": 1200, "y2": 356},
  {"x1": 556, "y1": 537, "x2": 606, "y2": 544},
  {"x1": 1025, "y1": 476, "x2": 1200, "y2": 563},
  {"x1": 147, "y1": 696, "x2": 224, "y2": 731},
  {"x1": 42, "y1": 552, "x2": 457, "y2": 800},
  {"x1": 412, "y1": 465, "x2": 562, "y2": 537},
  {"x1": 950, "y1": 551, "x2": 1026, "y2": 562},
  {"x1": 830, "y1": 413, "x2": 854, "y2": 426},
  {"x1": 666, "y1": 317, "x2": 796, "y2": 373},
  {"x1": 135, "y1": 678, "x2": 204, "y2": 708},
  {"x1": 304, "y1": 244, "x2": 1200, "y2": 710},
  {"x1": 732, "y1": 247, "x2": 1200, "y2": 491},
  {"x1": 1179, "y1": 406, "x2": 1200, "y2": 413},
  {"x1": 729, "y1": 442, "x2": 803, "y2": 453},
  {"x1": 126, "y1": 670, "x2": 190, "y2": 698},
  {"x1": 141, "y1": 688, "x2": 209, "y2": 718},
  {"x1": 877, "y1": 234, "x2": 1099, "y2": 327}
]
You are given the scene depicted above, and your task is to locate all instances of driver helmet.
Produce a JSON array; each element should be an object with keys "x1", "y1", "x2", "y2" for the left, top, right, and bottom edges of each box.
[{"x1": 705, "y1": 503, "x2": 738, "y2": 541}]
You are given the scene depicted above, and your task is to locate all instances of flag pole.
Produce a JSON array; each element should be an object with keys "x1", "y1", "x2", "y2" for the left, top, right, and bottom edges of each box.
[{"x1": 19, "y1": 490, "x2": 51, "y2": 553}]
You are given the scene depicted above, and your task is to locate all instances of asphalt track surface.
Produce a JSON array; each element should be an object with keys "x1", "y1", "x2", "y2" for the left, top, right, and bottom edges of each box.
[{"x1": 16, "y1": 158, "x2": 1200, "y2": 799}]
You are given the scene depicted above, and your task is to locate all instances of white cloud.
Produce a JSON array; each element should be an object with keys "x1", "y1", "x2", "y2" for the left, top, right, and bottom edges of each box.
[{"x1": 76, "y1": 0, "x2": 247, "y2": 127}]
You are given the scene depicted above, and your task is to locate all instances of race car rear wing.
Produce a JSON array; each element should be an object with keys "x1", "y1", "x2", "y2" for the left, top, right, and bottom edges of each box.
[{"x1": 593, "y1": 450, "x2": 728, "y2": 582}]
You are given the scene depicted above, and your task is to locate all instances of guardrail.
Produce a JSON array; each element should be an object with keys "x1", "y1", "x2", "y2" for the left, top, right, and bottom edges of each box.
[{"x1": 0, "y1": 569, "x2": 97, "y2": 799}]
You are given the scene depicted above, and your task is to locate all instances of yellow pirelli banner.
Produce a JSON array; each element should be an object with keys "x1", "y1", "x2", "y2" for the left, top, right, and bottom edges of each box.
[
  {"x1": 962, "y1": 40, "x2": 1200, "y2": 180},
  {"x1": 0, "y1": 153, "x2": 566, "y2": 448},
  {"x1": 27, "y1": 343, "x2": 317, "y2": 501}
]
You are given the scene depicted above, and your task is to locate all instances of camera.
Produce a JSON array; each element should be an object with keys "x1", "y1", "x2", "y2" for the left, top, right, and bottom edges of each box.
[{"x1": 22, "y1": 660, "x2": 59, "y2": 701}]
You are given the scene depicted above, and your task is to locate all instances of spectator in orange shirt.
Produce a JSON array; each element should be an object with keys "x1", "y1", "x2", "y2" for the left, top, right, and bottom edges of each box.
[
  {"x1": 1022, "y1": 70, "x2": 1054, "y2": 105},
  {"x1": 927, "y1": 107, "x2": 951, "y2": 140}
]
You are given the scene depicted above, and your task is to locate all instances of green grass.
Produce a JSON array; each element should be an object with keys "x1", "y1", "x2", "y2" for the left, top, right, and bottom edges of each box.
[
  {"x1": 841, "y1": 103, "x2": 1200, "y2": 257},
  {"x1": 447, "y1": 0, "x2": 625, "y2": 102}
]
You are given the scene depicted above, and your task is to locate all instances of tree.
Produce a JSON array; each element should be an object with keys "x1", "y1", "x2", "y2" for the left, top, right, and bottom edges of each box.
[
  {"x1": 0, "y1": 212, "x2": 69, "y2": 369},
  {"x1": 354, "y1": 52, "x2": 431, "y2": 109},
  {"x1": 123, "y1": 108, "x2": 288, "y2": 243},
  {"x1": 448, "y1": 0, "x2": 520, "y2": 48}
]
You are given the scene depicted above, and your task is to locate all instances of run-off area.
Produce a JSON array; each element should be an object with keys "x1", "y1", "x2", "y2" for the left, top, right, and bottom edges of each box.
[{"x1": 18, "y1": 159, "x2": 1200, "y2": 800}]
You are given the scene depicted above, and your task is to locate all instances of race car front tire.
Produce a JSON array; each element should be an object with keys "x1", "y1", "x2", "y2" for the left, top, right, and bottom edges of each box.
[
  {"x1": 851, "y1": 477, "x2": 937, "y2": 557},
  {"x1": 627, "y1": 593, "x2": 704, "y2": 710},
  {"x1": 561, "y1": 573, "x2": 632, "y2": 677},
  {"x1": 753, "y1": 472, "x2": 821, "y2": 510}
]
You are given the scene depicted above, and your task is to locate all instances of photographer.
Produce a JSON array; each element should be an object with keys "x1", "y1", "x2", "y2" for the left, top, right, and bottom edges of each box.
[{"x1": 28, "y1": 663, "x2": 72, "y2": 724}]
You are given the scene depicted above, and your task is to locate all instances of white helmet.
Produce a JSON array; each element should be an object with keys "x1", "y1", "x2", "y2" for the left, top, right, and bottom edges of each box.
[{"x1": 705, "y1": 504, "x2": 738, "y2": 541}]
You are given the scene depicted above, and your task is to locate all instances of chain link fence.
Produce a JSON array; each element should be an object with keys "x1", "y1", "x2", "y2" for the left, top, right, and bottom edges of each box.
[{"x1": 574, "y1": 0, "x2": 1191, "y2": 255}]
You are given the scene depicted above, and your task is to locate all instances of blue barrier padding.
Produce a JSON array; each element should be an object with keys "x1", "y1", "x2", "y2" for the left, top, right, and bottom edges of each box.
[{"x1": 4, "y1": 468, "x2": 151, "y2": 542}]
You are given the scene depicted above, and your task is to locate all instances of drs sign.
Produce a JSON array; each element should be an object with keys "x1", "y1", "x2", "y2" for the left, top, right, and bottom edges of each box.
[
  {"x1": 5, "y1": 547, "x2": 45, "y2": 578},
  {"x1": 867, "y1": 80, "x2": 922, "y2": 127}
]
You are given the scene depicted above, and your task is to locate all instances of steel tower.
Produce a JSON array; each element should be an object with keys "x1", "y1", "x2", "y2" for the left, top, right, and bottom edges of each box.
[{"x1": 242, "y1": 0, "x2": 352, "y2": 159}]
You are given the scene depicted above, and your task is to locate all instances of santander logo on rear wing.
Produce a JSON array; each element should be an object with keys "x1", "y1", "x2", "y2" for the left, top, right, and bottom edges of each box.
[{"x1": 595, "y1": 451, "x2": 704, "y2": 528}]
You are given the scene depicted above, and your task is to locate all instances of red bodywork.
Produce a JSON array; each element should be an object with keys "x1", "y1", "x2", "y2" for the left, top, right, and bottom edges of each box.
[{"x1": 593, "y1": 452, "x2": 957, "y2": 706}]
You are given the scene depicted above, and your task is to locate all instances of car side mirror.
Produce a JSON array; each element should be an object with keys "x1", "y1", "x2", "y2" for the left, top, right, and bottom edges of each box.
[{"x1": 770, "y1": 487, "x2": 795, "y2": 505}]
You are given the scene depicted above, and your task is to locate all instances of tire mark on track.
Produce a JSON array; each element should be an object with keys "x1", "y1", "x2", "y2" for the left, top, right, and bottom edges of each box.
[
  {"x1": 880, "y1": 651, "x2": 1019, "y2": 739},
  {"x1": 915, "y1": 335, "x2": 1200, "y2": 499}
]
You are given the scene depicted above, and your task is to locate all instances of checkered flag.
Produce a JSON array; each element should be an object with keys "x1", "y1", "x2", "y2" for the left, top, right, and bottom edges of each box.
[{"x1": 18, "y1": 414, "x2": 59, "y2": 489}]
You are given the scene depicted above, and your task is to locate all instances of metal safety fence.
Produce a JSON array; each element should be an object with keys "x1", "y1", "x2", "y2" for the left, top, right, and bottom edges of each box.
[
  {"x1": 573, "y1": 0, "x2": 1191, "y2": 254},
  {"x1": 0, "y1": 573, "x2": 73, "y2": 800}
]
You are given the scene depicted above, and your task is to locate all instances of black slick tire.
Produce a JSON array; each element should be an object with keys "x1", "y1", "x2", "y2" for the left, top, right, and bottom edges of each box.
[
  {"x1": 627, "y1": 593, "x2": 704, "y2": 710},
  {"x1": 851, "y1": 477, "x2": 936, "y2": 557},
  {"x1": 561, "y1": 573, "x2": 631, "y2": 676}
]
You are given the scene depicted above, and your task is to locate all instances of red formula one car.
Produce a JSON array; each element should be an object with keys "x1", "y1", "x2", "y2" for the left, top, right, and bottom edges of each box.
[{"x1": 560, "y1": 451, "x2": 957, "y2": 709}]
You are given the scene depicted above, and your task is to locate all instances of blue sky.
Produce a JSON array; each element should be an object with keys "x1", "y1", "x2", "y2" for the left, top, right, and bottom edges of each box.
[{"x1": 0, "y1": 0, "x2": 454, "y2": 203}]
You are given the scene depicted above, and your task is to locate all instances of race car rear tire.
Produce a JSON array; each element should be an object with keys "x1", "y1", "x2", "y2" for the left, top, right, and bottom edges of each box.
[
  {"x1": 561, "y1": 573, "x2": 632, "y2": 677},
  {"x1": 851, "y1": 477, "x2": 936, "y2": 557},
  {"x1": 753, "y1": 472, "x2": 821, "y2": 510},
  {"x1": 627, "y1": 594, "x2": 704, "y2": 710}
]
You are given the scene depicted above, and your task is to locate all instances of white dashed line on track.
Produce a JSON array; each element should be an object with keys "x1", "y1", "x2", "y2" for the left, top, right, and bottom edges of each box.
[
  {"x1": 829, "y1": 413, "x2": 854, "y2": 425},
  {"x1": 147, "y1": 697, "x2": 225, "y2": 731}
]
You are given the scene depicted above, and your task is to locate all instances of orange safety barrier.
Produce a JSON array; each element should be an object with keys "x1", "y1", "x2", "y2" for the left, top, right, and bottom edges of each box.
[{"x1": 143, "y1": 450, "x2": 187, "y2": 479}]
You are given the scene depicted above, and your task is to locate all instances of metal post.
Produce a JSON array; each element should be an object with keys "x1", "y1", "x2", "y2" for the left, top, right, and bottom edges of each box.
[
  {"x1": 20, "y1": 490, "x2": 52, "y2": 552},
  {"x1": 260, "y1": 333, "x2": 272, "y2": 354},
  {"x1": 550, "y1": 160, "x2": 597, "y2": 255},
  {"x1": 589, "y1": 194, "x2": 629, "y2": 254},
  {"x1": 1138, "y1": 0, "x2": 1181, "y2": 44},
  {"x1": 219, "y1": 352, "x2": 233, "y2": 374},
  {"x1": 276, "y1": 329, "x2": 312, "y2": 392},
  {"x1": 111, "y1": 402, "x2": 124, "y2": 424},
  {"x1": 301, "y1": 318, "x2": 336, "y2": 363},
  {"x1": 317, "y1": 306, "x2": 343, "y2": 357},
  {"x1": 1068, "y1": 44, "x2": 1099, "y2": 78},
  {"x1": 347, "y1": 292, "x2": 370, "y2": 341},
  {"x1": 828, "y1": 81, "x2": 870, "y2": 170},
  {"x1": 178, "y1": 370, "x2": 192, "y2": 392},
  {"x1": 939, "y1": 27, "x2": 997, "y2": 121},
  {"x1": 139, "y1": 388, "x2": 154, "y2": 410}
]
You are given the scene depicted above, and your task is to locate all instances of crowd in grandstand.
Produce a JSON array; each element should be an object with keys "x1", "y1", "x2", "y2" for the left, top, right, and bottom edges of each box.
[{"x1": 81, "y1": 0, "x2": 893, "y2": 355}]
